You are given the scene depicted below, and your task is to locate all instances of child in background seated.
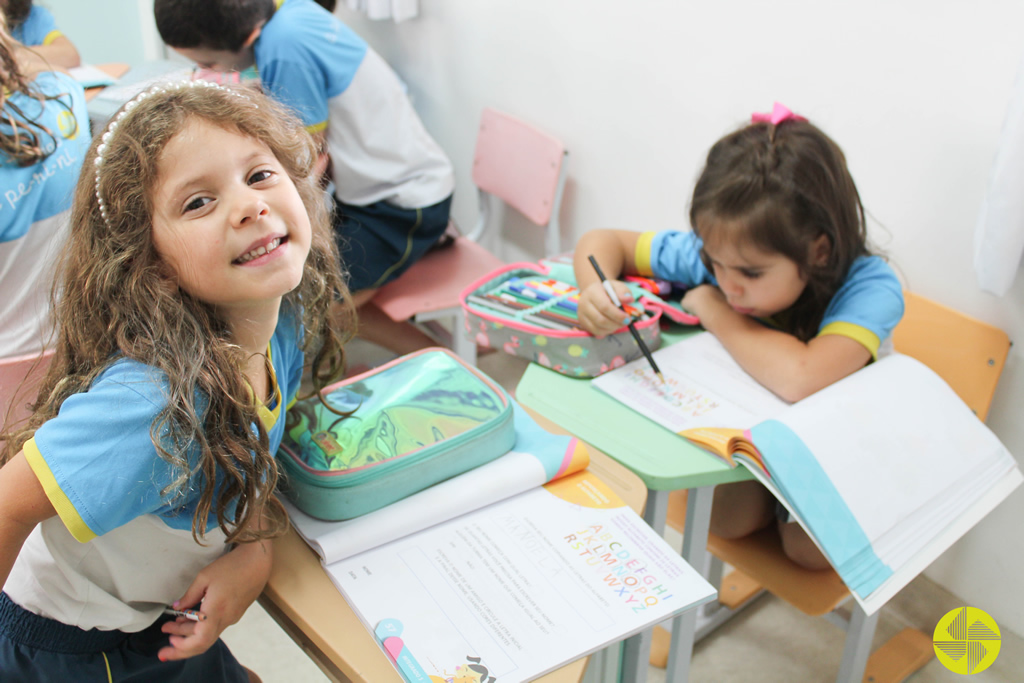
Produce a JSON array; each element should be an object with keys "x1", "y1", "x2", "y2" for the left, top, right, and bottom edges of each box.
[
  {"x1": 154, "y1": 0, "x2": 455, "y2": 356},
  {"x1": 0, "y1": 81, "x2": 355, "y2": 681},
  {"x1": 0, "y1": 11, "x2": 88, "y2": 357},
  {"x1": 574, "y1": 103, "x2": 904, "y2": 570},
  {"x1": 1, "y1": 0, "x2": 80, "y2": 68}
]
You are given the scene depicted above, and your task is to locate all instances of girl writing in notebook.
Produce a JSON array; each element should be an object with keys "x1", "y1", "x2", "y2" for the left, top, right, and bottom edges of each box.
[
  {"x1": 0, "y1": 81, "x2": 354, "y2": 680},
  {"x1": 574, "y1": 103, "x2": 904, "y2": 569}
]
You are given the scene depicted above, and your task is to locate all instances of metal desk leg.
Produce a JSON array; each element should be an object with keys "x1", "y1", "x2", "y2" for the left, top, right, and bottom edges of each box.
[
  {"x1": 836, "y1": 602, "x2": 879, "y2": 683},
  {"x1": 583, "y1": 642, "x2": 622, "y2": 683},
  {"x1": 619, "y1": 488, "x2": 670, "y2": 683},
  {"x1": 643, "y1": 487, "x2": 670, "y2": 533},
  {"x1": 666, "y1": 485, "x2": 714, "y2": 683}
]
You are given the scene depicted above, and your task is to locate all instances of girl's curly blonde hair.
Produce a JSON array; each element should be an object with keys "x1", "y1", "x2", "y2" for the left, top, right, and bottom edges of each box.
[{"x1": 2, "y1": 83, "x2": 355, "y2": 544}]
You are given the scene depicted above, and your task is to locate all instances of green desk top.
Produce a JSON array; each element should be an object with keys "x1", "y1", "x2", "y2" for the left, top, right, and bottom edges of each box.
[{"x1": 514, "y1": 327, "x2": 752, "y2": 491}]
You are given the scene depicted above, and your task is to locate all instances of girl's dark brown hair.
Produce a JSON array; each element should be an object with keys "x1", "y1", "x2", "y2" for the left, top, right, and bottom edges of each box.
[
  {"x1": 689, "y1": 118, "x2": 869, "y2": 341},
  {"x1": 0, "y1": 0, "x2": 31, "y2": 27},
  {"x1": 0, "y1": 10, "x2": 77, "y2": 166},
  {"x1": 2, "y1": 83, "x2": 356, "y2": 544}
]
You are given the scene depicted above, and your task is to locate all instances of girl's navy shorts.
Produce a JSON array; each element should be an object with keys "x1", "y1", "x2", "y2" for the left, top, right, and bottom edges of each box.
[
  {"x1": 0, "y1": 591, "x2": 249, "y2": 683},
  {"x1": 333, "y1": 194, "x2": 453, "y2": 293}
]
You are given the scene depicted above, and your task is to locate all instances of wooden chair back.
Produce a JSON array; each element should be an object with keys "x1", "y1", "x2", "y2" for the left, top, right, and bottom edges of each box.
[{"x1": 892, "y1": 291, "x2": 1010, "y2": 420}]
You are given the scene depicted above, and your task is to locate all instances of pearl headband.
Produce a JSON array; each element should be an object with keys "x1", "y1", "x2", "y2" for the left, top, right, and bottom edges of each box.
[{"x1": 93, "y1": 79, "x2": 254, "y2": 228}]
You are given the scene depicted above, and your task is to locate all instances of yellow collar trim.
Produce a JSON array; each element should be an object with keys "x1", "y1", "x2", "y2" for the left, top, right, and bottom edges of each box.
[{"x1": 255, "y1": 343, "x2": 281, "y2": 431}]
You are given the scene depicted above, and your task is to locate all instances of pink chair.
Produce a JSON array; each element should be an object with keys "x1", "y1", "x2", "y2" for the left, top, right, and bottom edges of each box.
[
  {"x1": 372, "y1": 108, "x2": 569, "y2": 365},
  {"x1": 0, "y1": 350, "x2": 54, "y2": 430}
]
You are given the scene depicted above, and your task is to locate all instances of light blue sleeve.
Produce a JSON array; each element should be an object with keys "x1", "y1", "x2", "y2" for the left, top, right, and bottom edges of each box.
[
  {"x1": 648, "y1": 230, "x2": 715, "y2": 287},
  {"x1": 31, "y1": 362, "x2": 202, "y2": 538},
  {"x1": 819, "y1": 256, "x2": 905, "y2": 354},
  {"x1": 254, "y1": 1, "x2": 367, "y2": 131},
  {"x1": 258, "y1": 54, "x2": 329, "y2": 130},
  {"x1": 13, "y1": 6, "x2": 58, "y2": 47}
]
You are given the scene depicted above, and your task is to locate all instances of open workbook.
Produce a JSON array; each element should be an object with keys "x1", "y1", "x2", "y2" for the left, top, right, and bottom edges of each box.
[
  {"x1": 593, "y1": 332, "x2": 1022, "y2": 615},
  {"x1": 284, "y1": 404, "x2": 717, "y2": 682}
]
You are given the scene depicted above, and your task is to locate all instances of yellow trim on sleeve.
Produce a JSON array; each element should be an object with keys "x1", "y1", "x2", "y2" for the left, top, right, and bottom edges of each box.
[
  {"x1": 819, "y1": 321, "x2": 881, "y2": 360},
  {"x1": 22, "y1": 437, "x2": 97, "y2": 543},
  {"x1": 42, "y1": 30, "x2": 63, "y2": 46},
  {"x1": 634, "y1": 232, "x2": 657, "y2": 276},
  {"x1": 305, "y1": 120, "x2": 328, "y2": 135},
  {"x1": 275, "y1": 0, "x2": 286, "y2": 8}
]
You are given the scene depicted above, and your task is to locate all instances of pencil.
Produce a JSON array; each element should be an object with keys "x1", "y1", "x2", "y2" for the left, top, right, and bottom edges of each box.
[
  {"x1": 587, "y1": 255, "x2": 665, "y2": 384},
  {"x1": 164, "y1": 607, "x2": 206, "y2": 622}
]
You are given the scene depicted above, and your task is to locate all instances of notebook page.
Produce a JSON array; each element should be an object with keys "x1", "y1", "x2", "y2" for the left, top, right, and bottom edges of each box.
[
  {"x1": 592, "y1": 331, "x2": 789, "y2": 433},
  {"x1": 769, "y1": 353, "x2": 1013, "y2": 542},
  {"x1": 285, "y1": 449, "x2": 558, "y2": 564}
]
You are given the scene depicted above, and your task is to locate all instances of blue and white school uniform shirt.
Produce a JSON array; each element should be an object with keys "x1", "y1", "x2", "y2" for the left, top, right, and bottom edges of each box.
[
  {"x1": 0, "y1": 71, "x2": 89, "y2": 356},
  {"x1": 255, "y1": 0, "x2": 453, "y2": 209},
  {"x1": 5, "y1": 315, "x2": 305, "y2": 632},
  {"x1": 10, "y1": 5, "x2": 62, "y2": 48}
]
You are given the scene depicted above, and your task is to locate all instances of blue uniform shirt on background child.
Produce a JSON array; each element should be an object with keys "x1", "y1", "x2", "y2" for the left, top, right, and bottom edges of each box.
[
  {"x1": 9, "y1": 4, "x2": 59, "y2": 47},
  {"x1": 254, "y1": 0, "x2": 454, "y2": 292},
  {"x1": 636, "y1": 229, "x2": 904, "y2": 359},
  {"x1": 0, "y1": 70, "x2": 89, "y2": 356},
  {"x1": 4, "y1": 2, "x2": 80, "y2": 69}
]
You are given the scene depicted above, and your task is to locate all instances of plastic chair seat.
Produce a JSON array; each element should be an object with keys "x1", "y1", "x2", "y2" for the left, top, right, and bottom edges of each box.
[
  {"x1": 374, "y1": 236, "x2": 506, "y2": 322},
  {"x1": 1, "y1": 350, "x2": 54, "y2": 428},
  {"x1": 666, "y1": 490, "x2": 850, "y2": 616}
]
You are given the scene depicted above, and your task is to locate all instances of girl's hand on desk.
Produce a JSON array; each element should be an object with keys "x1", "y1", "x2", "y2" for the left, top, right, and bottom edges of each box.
[
  {"x1": 158, "y1": 538, "x2": 273, "y2": 661},
  {"x1": 578, "y1": 280, "x2": 634, "y2": 338}
]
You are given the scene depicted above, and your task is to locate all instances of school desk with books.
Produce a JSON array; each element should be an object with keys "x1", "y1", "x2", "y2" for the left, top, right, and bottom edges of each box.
[
  {"x1": 515, "y1": 325, "x2": 744, "y2": 683},
  {"x1": 591, "y1": 331, "x2": 1023, "y2": 615},
  {"x1": 265, "y1": 402, "x2": 716, "y2": 683}
]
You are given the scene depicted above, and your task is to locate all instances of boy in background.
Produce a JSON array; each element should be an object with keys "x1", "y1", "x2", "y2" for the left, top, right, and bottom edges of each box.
[{"x1": 155, "y1": 0, "x2": 454, "y2": 355}]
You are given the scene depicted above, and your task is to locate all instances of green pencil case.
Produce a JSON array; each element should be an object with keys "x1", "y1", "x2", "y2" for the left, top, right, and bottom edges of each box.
[{"x1": 277, "y1": 347, "x2": 515, "y2": 521}]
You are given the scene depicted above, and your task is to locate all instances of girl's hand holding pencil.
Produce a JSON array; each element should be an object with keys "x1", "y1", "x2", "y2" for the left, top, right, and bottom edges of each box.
[
  {"x1": 576, "y1": 279, "x2": 638, "y2": 338},
  {"x1": 158, "y1": 538, "x2": 272, "y2": 662},
  {"x1": 585, "y1": 255, "x2": 665, "y2": 383}
]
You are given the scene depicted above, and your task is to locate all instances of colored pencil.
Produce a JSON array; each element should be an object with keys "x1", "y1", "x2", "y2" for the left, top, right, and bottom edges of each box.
[{"x1": 587, "y1": 255, "x2": 664, "y2": 384}]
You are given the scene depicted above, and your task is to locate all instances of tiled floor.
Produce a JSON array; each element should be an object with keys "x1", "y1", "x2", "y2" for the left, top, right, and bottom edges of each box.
[{"x1": 223, "y1": 341, "x2": 1023, "y2": 682}]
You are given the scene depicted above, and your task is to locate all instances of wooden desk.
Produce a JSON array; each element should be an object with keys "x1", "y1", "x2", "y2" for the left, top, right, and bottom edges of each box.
[
  {"x1": 515, "y1": 328, "x2": 752, "y2": 683},
  {"x1": 260, "y1": 407, "x2": 649, "y2": 683}
]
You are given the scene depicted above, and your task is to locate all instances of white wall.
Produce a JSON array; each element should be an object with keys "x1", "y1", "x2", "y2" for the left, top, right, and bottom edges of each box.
[
  {"x1": 337, "y1": 1, "x2": 1024, "y2": 636},
  {"x1": 42, "y1": 0, "x2": 164, "y2": 64}
]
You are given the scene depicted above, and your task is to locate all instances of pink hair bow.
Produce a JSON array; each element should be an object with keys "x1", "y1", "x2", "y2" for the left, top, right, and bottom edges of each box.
[{"x1": 751, "y1": 102, "x2": 807, "y2": 125}]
